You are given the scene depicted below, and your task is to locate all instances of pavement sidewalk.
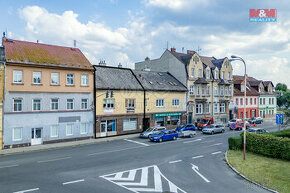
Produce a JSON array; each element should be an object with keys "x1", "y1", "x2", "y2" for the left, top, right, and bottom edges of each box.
[{"x1": 0, "y1": 133, "x2": 140, "y2": 156}]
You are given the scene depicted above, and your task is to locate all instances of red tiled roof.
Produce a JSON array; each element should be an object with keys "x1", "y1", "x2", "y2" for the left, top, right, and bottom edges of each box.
[
  {"x1": 234, "y1": 87, "x2": 259, "y2": 96},
  {"x1": 3, "y1": 38, "x2": 93, "y2": 70}
]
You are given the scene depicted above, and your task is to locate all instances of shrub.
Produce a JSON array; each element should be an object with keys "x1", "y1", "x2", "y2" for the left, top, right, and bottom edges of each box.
[
  {"x1": 242, "y1": 132, "x2": 290, "y2": 160},
  {"x1": 267, "y1": 129, "x2": 290, "y2": 138},
  {"x1": 228, "y1": 136, "x2": 242, "y2": 150}
]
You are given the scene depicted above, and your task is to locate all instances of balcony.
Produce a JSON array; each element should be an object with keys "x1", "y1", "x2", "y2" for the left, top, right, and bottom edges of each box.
[{"x1": 126, "y1": 107, "x2": 135, "y2": 113}]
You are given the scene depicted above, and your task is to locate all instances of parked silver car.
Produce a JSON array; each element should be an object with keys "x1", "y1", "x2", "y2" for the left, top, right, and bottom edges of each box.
[
  {"x1": 139, "y1": 126, "x2": 166, "y2": 138},
  {"x1": 227, "y1": 119, "x2": 242, "y2": 127},
  {"x1": 202, "y1": 124, "x2": 225, "y2": 135}
]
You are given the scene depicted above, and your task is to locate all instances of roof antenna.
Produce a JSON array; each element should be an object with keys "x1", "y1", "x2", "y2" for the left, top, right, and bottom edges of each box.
[
  {"x1": 197, "y1": 46, "x2": 202, "y2": 54},
  {"x1": 74, "y1": 40, "x2": 76, "y2": 48}
]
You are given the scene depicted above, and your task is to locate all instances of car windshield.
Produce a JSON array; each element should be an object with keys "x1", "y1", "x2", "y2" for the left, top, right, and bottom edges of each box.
[
  {"x1": 146, "y1": 128, "x2": 154, "y2": 132},
  {"x1": 177, "y1": 124, "x2": 185, "y2": 128},
  {"x1": 248, "y1": 129, "x2": 255, "y2": 132},
  {"x1": 209, "y1": 125, "x2": 215, "y2": 128},
  {"x1": 155, "y1": 131, "x2": 163, "y2": 135},
  {"x1": 201, "y1": 119, "x2": 209, "y2": 124}
]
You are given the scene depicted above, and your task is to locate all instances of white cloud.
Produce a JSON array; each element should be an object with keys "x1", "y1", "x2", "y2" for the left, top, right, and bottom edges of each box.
[{"x1": 145, "y1": 0, "x2": 209, "y2": 11}]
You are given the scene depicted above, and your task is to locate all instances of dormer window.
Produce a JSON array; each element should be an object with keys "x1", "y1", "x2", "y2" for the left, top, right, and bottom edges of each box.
[
  {"x1": 206, "y1": 69, "x2": 210, "y2": 79},
  {"x1": 222, "y1": 71, "x2": 225, "y2": 80},
  {"x1": 241, "y1": 84, "x2": 245, "y2": 92},
  {"x1": 198, "y1": 69, "x2": 202, "y2": 78},
  {"x1": 191, "y1": 68, "x2": 195, "y2": 78},
  {"x1": 215, "y1": 70, "x2": 218, "y2": 79}
]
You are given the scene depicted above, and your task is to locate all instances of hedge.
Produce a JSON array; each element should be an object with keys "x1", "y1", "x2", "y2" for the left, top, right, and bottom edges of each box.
[
  {"x1": 266, "y1": 129, "x2": 290, "y2": 138},
  {"x1": 241, "y1": 132, "x2": 290, "y2": 160},
  {"x1": 228, "y1": 136, "x2": 242, "y2": 150}
]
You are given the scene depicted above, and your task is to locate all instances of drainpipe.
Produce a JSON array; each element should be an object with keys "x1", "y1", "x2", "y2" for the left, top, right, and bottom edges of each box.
[
  {"x1": 93, "y1": 66, "x2": 97, "y2": 139},
  {"x1": 1, "y1": 61, "x2": 5, "y2": 149}
]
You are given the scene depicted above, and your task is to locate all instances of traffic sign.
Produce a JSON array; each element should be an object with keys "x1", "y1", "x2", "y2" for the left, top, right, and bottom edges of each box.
[
  {"x1": 276, "y1": 114, "x2": 283, "y2": 125},
  {"x1": 230, "y1": 123, "x2": 237, "y2": 130}
]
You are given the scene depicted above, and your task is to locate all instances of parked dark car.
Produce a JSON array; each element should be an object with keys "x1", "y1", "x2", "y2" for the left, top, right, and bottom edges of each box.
[
  {"x1": 149, "y1": 130, "x2": 178, "y2": 142},
  {"x1": 248, "y1": 128, "x2": 268, "y2": 134},
  {"x1": 248, "y1": 117, "x2": 263, "y2": 124}
]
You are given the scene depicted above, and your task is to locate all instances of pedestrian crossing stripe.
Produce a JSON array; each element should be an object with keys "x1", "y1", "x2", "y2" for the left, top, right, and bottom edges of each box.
[{"x1": 100, "y1": 165, "x2": 187, "y2": 193}]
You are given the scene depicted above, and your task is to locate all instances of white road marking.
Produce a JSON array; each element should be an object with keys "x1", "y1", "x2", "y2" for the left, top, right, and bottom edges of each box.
[
  {"x1": 169, "y1": 160, "x2": 182, "y2": 164},
  {"x1": 183, "y1": 138, "x2": 202, "y2": 144},
  {"x1": 13, "y1": 188, "x2": 39, "y2": 193},
  {"x1": 124, "y1": 139, "x2": 149, "y2": 146},
  {"x1": 63, "y1": 179, "x2": 85, "y2": 185},
  {"x1": 37, "y1": 156, "x2": 71, "y2": 163},
  {"x1": 88, "y1": 146, "x2": 142, "y2": 156},
  {"x1": 0, "y1": 164, "x2": 19, "y2": 169},
  {"x1": 208, "y1": 143, "x2": 222, "y2": 147},
  {"x1": 211, "y1": 151, "x2": 222, "y2": 155},
  {"x1": 191, "y1": 163, "x2": 210, "y2": 183},
  {"x1": 100, "y1": 165, "x2": 187, "y2": 193},
  {"x1": 192, "y1": 155, "x2": 204, "y2": 159}
]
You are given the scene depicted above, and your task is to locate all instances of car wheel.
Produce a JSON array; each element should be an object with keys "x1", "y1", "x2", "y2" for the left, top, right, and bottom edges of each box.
[
  {"x1": 148, "y1": 134, "x2": 152, "y2": 138},
  {"x1": 211, "y1": 131, "x2": 214, "y2": 135},
  {"x1": 173, "y1": 136, "x2": 177, "y2": 140},
  {"x1": 159, "y1": 138, "x2": 163, "y2": 142},
  {"x1": 189, "y1": 134, "x2": 193, "y2": 138},
  {"x1": 221, "y1": 129, "x2": 225, "y2": 133}
]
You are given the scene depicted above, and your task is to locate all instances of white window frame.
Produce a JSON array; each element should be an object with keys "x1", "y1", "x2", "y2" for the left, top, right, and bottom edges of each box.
[
  {"x1": 12, "y1": 127, "x2": 22, "y2": 141},
  {"x1": 103, "y1": 99, "x2": 115, "y2": 109},
  {"x1": 228, "y1": 72, "x2": 231, "y2": 80},
  {"x1": 229, "y1": 87, "x2": 232, "y2": 96},
  {"x1": 214, "y1": 103, "x2": 219, "y2": 113},
  {"x1": 32, "y1": 99, "x2": 41, "y2": 111},
  {"x1": 50, "y1": 125, "x2": 59, "y2": 138},
  {"x1": 214, "y1": 86, "x2": 218, "y2": 96},
  {"x1": 172, "y1": 99, "x2": 180, "y2": 107},
  {"x1": 81, "y1": 98, "x2": 89, "y2": 110},
  {"x1": 66, "y1": 123, "x2": 74, "y2": 136},
  {"x1": 196, "y1": 103, "x2": 203, "y2": 114},
  {"x1": 225, "y1": 87, "x2": 228, "y2": 96},
  {"x1": 66, "y1": 73, "x2": 74, "y2": 85},
  {"x1": 80, "y1": 123, "x2": 88, "y2": 134},
  {"x1": 206, "y1": 86, "x2": 210, "y2": 96},
  {"x1": 215, "y1": 70, "x2": 218, "y2": 79},
  {"x1": 51, "y1": 72, "x2": 59, "y2": 85},
  {"x1": 51, "y1": 98, "x2": 59, "y2": 110},
  {"x1": 189, "y1": 85, "x2": 194, "y2": 95},
  {"x1": 197, "y1": 85, "x2": 200, "y2": 96},
  {"x1": 191, "y1": 68, "x2": 194, "y2": 78},
  {"x1": 13, "y1": 70, "x2": 23, "y2": 83},
  {"x1": 33, "y1": 71, "x2": 42, "y2": 84},
  {"x1": 206, "y1": 69, "x2": 210, "y2": 79},
  {"x1": 66, "y1": 99, "x2": 74, "y2": 110},
  {"x1": 220, "y1": 103, "x2": 225, "y2": 113},
  {"x1": 198, "y1": 69, "x2": 202, "y2": 78},
  {"x1": 202, "y1": 85, "x2": 205, "y2": 96},
  {"x1": 156, "y1": 99, "x2": 165, "y2": 107},
  {"x1": 81, "y1": 74, "x2": 88, "y2": 86},
  {"x1": 13, "y1": 98, "x2": 22, "y2": 112},
  {"x1": 220, "y1": 86, "x2": 224, "y2": 96},
  {"x1": 126, "y1": 98, "x2": 136, "y2": 108},
  {"x1": 206, "y1": 103, "x2": 210, "y2": 113}
]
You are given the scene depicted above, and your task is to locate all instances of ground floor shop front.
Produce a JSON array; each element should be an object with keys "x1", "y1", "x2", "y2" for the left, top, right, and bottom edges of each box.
[
  {"x1": 235, "y1": 107, "x2": 258, "y2": 119},
  {"x1": 259, "y1": 107, "x2": 276, "y2": 118}
]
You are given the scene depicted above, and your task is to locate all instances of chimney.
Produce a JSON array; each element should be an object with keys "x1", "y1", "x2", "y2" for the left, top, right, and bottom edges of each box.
[
  {"x1": 170, "y1": 47, "x2": 176, "y2": 52},
  {"x1": 118, "y1": 63, "x2": 122, "y2": 68},
  {"x1": 145, "y1": 56, "x2": 150, "y2": 61},
  {"x1": 187, "y1": 50, "x2": 195, "y2": 55},
  {"x1": 99, "y1": 59, "x2": 106, "y2": 66},
  {"x1": 37, "y1": 40, "x2": 39, "y2": 43}
]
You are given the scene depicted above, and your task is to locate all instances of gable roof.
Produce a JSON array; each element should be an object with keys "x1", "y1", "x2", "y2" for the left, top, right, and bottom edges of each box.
[
  {"x1": 211, "y1": 58, "x2": 226, "y2": 69},
  {"x1": 133, "y1": 70, "x2": 187, "y2": 92},
  {"x1": 234, "y1": 86, "x2": 259, "y2": 96},
  {"x1": 200, "y1": 56, "x2": 216, "y2": 69},
  {"x1": 94, "y1": 66, "x2": 143, "y2": 90},
  {"x1": 2, "y1": 38, "x2": 93, "y2": 70}
]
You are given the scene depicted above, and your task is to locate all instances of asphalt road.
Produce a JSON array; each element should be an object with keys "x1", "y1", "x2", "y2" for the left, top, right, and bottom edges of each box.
[{"x1": 0, "y1": 120, "x2": 277, "y2": 193}]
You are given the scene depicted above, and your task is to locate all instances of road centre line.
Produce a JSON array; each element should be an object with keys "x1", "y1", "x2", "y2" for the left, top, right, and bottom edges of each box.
[
  {"x1": 211, "y1": 151, "x2": 222, "y2": 155},
  {"x1": 169, "y1": 160, "x2": 182, "y2": 164},
  {"x1": 192, "y1": 155, "x2": 204, "y2": 159},
  {"x1": 13, "y1": 188, "x2": 39, "y2": 193},
  {"x1": 37, "y1": 156, "x2": 71, "y2": 163},
  {"x1": 208, "y1": 143, "x2": 222, "y2": 147},
  {"x1": 63, "y1": 179, "x2": 85, "y2": 185},
  {"x1": 0, "y1": 164, "x2": 19, "y2": 169},
  {"x1": 124, "y1": 139, "x2": 149, "y2": 146},
  {"x1": 183, "y1": 138, "x2": 202, "y2": 144}
]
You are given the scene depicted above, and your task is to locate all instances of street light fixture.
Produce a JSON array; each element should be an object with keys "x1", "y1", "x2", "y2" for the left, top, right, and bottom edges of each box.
[{"x1": 230, "y1": 55, "x2": 247, "y2": 161}]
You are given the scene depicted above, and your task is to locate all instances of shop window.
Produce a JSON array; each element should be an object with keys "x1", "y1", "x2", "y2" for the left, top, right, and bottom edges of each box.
[
  {"x1": 169, "y1": 115, "x2": 180, "y2": 125},
  {"x1": 107, "y1": 120, "x2": 116, "y2": 132}
]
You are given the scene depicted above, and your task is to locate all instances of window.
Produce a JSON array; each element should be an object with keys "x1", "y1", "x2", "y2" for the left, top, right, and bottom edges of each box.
[
  {"x1": 198, "y1": 69, "x2": 202, "y2": 78},
  {"x1": 189, "y1": 85, "x2": 194, "y2": 95},
  {"x1": 13, "y1": 70, "x2": 23, "y2": 83},
  {"x1": 33, "y1": 72, "x2": 41, "y2": 84},
  {"x1": 206, "y1": 69, "x2": 210, "y2": 79},
  {"x1": 254, "y1": 98, "x2": 257, "y2": 105},
  {"x1": 222, "y1": 71, "x2": 225, "y2": 79},
  {"x1": 197, "y1": 86, "x2": 200, "y2": 96},
  {"x1": 191, "y1": 68, "x2": 194, "y2": 78},
  {"x1": 206, "y1": 86, "x2": 210, "y2": 96},
  {"x1": 103, "y1": 99, "x2": 115, "y2": 108},
  {"x1": 51, "y1": 73, "x2": 59, "y2": 85},
  {"x1": 269, "y1": 98, "x2": 271, "y2": 105},
  {"x1": 80, "y1": 123, "x2": 88, "y2": 134},
  {"x1": 196, "y1": 103, "x2": 203, "y2": 114},
  {"x1": 81, "y1": 99, "x2": 88, "y2": 109},
  {"x1": 241, "y1": 84, "x2": 245, "y2": 92},
  {"x1": 13, "y1": 99, "x2": 22, "y2": 112},
  {"x1": 33, "y1": 99, "x2": 41, "y2": 111},
  {"x1": 67, "y1": 99, "x2": 74, "y2": 110},
  {"x1": 214, "y1": 103, "x2": 219, "y2": 113},
  {"x1": 228, "y1": 72, "x2": 231, "y2": 80},
  {"x1": 236, "y1": 98, "x2": 239, "y2": 105},
  {"x1": 272, "y1": 98, "x2": 274, "y2": 105},
  {"x1": 206, "y1": 103, "x2": 210, "y2": 113},
  {"x1": 214, "y1": 86, "x2": 218, "y2": 96},
  {"x1": 156, "y1": 99, "x2": 164, "y2": 107},
  {"x1": 229, "y1": 87, "x2": 232, "y2": 96},
  {"x1": 66, "y1": 73, "x2": 74, "y2": 85},
  {"x1": 250, "y1": 98, "x2": 253, "y2": 105},
  {"x1": 260, "y1": 98, "x2": 263, "y2": 105},
  {"x1": 13, "y1": 127, "x2": 22, "y2": 141},
  {"x1": 66, "y1": 124, "x2": 74, "y2": 136},
  {"x1": 172, "y1": 99, "x2": 180, "y2": 106},
  {"x1": 240, "y1": 98, "x2": 243, "y2": 105},
  {"x1": 51, "y1": 99, "x2": 59, "y2": 110},
  {"x1": 81, "y1": 74, "x2": 88, "y2": 86},
  {"x1": 263, "y1": 98, "x2": 265, "y2": 105},
  {"x1": 50, "y1": 125, "x2": 58, "y2": 137},
  {"x1": 215, "y1": 70, "x2": 218, "y2": 79},
  {"x1": 126, "y1": 99, "x2": 136, "y2": 108},
  {"x1": 246, "y1": 98, "x2": 248, "y2": 105},
  {"x1": 202, "y1": 85, "x2": 205, "y2": 96},
  {"x1": 220, "y1": 86, "x2": 224, "y2": 96},
  {"x1": 220, "y1": 103, "x2": 225, "y2": 113},
  {"x1": 225, "y1": 87, "x2": 228, "y2": 96}
]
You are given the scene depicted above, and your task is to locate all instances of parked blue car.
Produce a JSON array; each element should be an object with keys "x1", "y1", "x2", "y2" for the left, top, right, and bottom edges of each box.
[
  {"x1": 149, "y1": 130, "x2": 178, "y2": 142},
  {"x1": 175, "y1": 123, "x2": 196, "y2": 137}
]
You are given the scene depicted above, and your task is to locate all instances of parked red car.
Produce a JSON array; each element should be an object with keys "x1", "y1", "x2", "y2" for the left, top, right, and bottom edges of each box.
[{"x1": 197, "y1": 117, "x2": 214, "y2": 130}]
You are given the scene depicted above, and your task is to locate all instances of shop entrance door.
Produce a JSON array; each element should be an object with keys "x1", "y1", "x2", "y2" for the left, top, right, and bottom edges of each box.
[{"x1": 100, "y1": 121, "x2": 107, "y2": 137}]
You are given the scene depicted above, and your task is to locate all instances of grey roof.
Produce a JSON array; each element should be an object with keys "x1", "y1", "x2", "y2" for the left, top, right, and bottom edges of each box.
[
  {"x1": 200, "y1": 56, "x2": 216, "y2": 68},
  {"x1": 218, "y1": 79, "x2": 231, "y2": 85},
  {"x1": 94, "y1": 65, "x2": 143, "y2": 90},
  {"x1": 194, "y1": 78, "x2": 208, "y2": 84},
  {"x1": 133, "y1": 70, "x2": 187, "y2": 92},
  {"x1": 212, "y1": 58, "x2": 226, "y2": 69},
  {"x1": 170, "y1": 51, "x2": 194, "y2": 65}
]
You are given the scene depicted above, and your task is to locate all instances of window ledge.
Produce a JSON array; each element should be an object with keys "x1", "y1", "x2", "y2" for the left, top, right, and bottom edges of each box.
[
  {"x1": 50, "y1": 84, "x2": 60, "y2": 86},
  {"x1": 66, "y1": 84, "x2": 75, "y2": 87},
  {"x1": 12, "y1": 83, "x2": 24, "y2": 85},
  {"x1": 80, "y1": 85, "x2": 89, "y2": 87},
  {"x1": 31, "y1": 83, "x2": 43, "y2": 86}
]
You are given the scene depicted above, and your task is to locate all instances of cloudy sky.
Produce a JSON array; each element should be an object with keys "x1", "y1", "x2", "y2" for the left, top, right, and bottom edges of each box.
[{"x1": 2, "y1": 0, "x2": 290, "y2": 87}]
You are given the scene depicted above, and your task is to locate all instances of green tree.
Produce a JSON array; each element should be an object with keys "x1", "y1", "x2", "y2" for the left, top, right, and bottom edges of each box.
[{"x1": 276, "y1": 83, "x2": 288, "y2": 91}]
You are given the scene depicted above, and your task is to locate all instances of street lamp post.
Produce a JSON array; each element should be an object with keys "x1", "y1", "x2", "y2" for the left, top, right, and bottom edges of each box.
[{"x1": 230, "y1": 55, "x2": 247, "y2": 161}]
